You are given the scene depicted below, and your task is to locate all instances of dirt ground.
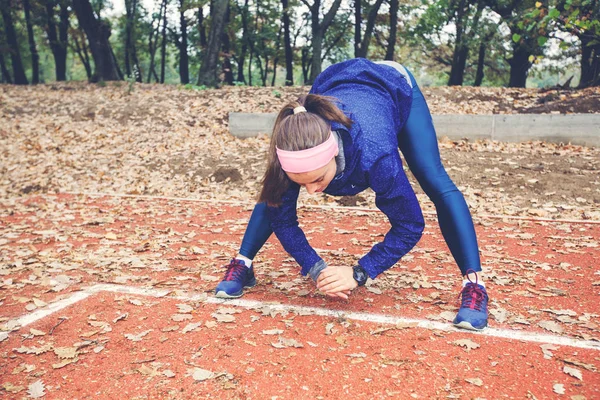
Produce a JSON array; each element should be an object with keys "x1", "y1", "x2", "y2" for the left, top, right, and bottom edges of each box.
[{"x1": 0, "y1": 83, "x2": 598, "y2": 221}]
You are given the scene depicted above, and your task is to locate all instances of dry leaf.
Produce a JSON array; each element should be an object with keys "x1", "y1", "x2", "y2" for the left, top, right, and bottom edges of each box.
[
  {"x1": 465, "y1": 377, "x2": 483, "y2": 386},
  {"x1": 181, "y1": 322, "x2": 202, "y2": 333},
  {"x1": 188, "y1": 368, "x2": 214, "y2": 381},
  {"x1": 212, "y1": 313, "x2": 235, "y2": 323},
  {"x1": 538, "y1": 320, "x2": 563, "y2": 334},
  {"x1": 553, "y1": 383, "x2": 565, "y2": 394},
  {"x1": 453, "y1": 339, "x2": 480, "y2": 351},
  {"x1": 563, "y1": 366, "x2": 583, "y2": 381},
  {"x1": 52, "y1": 358, "x2": 78, "y2": 369},
  {"x1": 27, "y1": 380, "x2": 45, "y2": 398},
  {"x1": 124, "y1": 329, "x2": 152, "y2": 342},
  {"x1": 54, "y1": 347, "x2": 78, "y2": 359},
  {"x1": 163, "y1": 370, "x2": 176, "y2": 378},
  {"x1": 176, "y1": 304, "x2": 194, "y2": 313},
  {"x1": 172, "y1": 314, "x2": 193, "y2": 322},
  {"x1": 262, "y1": 329, "x2": 283, "y2": 335}
]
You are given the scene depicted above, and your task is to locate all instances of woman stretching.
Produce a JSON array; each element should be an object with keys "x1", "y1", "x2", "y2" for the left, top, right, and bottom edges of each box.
[{"x1": 215, "y1": 58, "x2": 489, "y2": 331}]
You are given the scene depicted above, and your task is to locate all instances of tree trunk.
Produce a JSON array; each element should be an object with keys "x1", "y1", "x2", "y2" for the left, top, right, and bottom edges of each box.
[
  {"x1": 301, "y1": 46, "x2": 310, "y2": 83},
  {"x1": 508, "y1": 43, "x2": 531, "y2": 88},
  {"x1": 197, "y1": 6, "x2": 207, "y2": 48},
  {"x1": 307, "y1": 0, "x2": 342, "y2": 84},
  {"x1": 23, "y1": 0, "x2": 39, "y2": 83},
  {"x1": 579, "y1": 36, "x2": 600, "y2": 88},
  {"x1": 235, "y1": 0, "x2": 249, "y2": 84},
  {"x1": 354, "y1": 0, "x2": 361, "y2": 57},
  {"x1": 72, "y1": 0, "x2": 120, "y2": 81},
  {"x1": 160, "y1": 0, "x2": 168, "y2": 83},
  {"x1": 474, "y1": 40, "x2": 486, "y2": 86},
  {"x1": 72, "y1": 30, "x2": 93, "y2": 80},
  {"x1": 447, "y1": 0, "x2": 468, "y2": 86},
  {"x1": 179, "y1": 0, "x2": 189, "y2": 83},
  {"x1": 124, "y1": 0, "x2": 132, "y2": 77},
  {"x1": 281, "y1": 0, "x2": 293, "y2": 85},
  {"x1": 0, "y1": 1, "x2": 28, "y2": 84},
  {"x1": 0, "y1": 52, "x2": 12, "y2": 83},
  {"x1": 55, "y1": 0, "x2": 69, "y2": 80},
  {"x1": 197, "y1": 0, "x2": 228, "y2": 87},
  {"x1": 221, "y1": 2, "x2": 233, "y2": 85},
  {"x1": 147, "y1": 0, "x2": 164, "y2": 83},
  {"x1": 356, "y1": 0, "x2": 384, "y2": 58},
  {"x1": 384, "y1": 0, "x2": 397, "y2": 60}
]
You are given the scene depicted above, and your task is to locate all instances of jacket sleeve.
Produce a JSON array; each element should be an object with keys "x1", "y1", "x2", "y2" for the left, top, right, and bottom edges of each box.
[
  {"x1": 359, "y1": 154, "x2": 425, "y2": 278},
  {"x1": 266, "y1": 183, "x2": 323, "y2": 276}
]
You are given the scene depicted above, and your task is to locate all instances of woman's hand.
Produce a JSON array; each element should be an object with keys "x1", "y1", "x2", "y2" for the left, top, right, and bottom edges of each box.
[{"x1": 316, "y1": 266, "x2": 358, "y2": 300}]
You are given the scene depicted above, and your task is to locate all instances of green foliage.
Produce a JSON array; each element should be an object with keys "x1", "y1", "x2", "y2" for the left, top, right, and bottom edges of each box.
[{"x1": 183, "y1": 83, "x2": 207, "y2": 90}]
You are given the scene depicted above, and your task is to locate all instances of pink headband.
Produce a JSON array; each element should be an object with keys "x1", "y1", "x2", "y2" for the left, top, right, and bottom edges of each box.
[{"x1": 276, "y1": 133, "x2": 338, "y2": 173}]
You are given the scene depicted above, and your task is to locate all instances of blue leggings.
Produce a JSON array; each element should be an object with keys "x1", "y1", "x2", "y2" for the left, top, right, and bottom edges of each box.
[{"x1": 238, "y1": 69, "x2": 481, "y2": 276}]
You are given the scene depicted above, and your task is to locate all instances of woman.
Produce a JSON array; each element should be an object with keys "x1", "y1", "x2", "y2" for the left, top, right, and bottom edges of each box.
[{"x1": 215, "y1": 58, "x2": 489, "y2": 331}]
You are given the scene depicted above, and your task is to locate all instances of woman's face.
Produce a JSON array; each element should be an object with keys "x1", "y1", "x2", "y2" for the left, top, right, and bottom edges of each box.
[{"x1": 286, "y1": 157, "x2": 337, "y2": 195}]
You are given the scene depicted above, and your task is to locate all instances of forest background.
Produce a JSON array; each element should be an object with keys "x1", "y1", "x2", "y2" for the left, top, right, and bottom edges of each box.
[{"x1": 0, "y1": 0, "x2": 599, "y2": 89}]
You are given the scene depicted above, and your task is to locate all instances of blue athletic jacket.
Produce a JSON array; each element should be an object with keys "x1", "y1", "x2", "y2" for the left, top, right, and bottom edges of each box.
[{"x1": 267, "y1": 58, "x2": 425, "y2": 279}]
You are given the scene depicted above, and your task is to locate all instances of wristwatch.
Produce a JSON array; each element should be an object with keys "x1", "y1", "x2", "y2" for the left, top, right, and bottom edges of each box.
[{"x1": 352, "y1": 265, "x2": 368, "y2": 287}]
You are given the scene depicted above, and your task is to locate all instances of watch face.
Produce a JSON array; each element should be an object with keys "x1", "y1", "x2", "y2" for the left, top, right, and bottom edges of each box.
[{"x1": 353, "y1": 267, "x2": 367, "y2": 285}]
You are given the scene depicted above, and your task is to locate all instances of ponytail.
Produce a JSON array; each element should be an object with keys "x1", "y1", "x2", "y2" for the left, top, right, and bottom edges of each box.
[{"x1": 258, "y1": 94, "x2": 352, "y2": 206}]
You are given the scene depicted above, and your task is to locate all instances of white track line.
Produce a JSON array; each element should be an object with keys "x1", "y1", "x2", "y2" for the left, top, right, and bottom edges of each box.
[
  {"x1": 10, "y1": 284, "x2": 600, "y2": 351},
  {"x1": 60, "y1": 191, "x2": 600, "y2": 225}
]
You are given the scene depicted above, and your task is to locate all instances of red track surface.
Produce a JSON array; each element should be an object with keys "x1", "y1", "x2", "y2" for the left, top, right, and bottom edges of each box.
[{"x1": 1, "y1": 194, "x2": 599, "y2": 399}]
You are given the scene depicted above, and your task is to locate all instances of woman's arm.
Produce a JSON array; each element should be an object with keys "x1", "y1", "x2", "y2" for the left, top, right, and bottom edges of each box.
[
  {"x1": 360, "y1": 154, "x2": 425, "y2": 278},
  {"x1": 266, "y1": 183, "x2": 323, "y2": 276}
]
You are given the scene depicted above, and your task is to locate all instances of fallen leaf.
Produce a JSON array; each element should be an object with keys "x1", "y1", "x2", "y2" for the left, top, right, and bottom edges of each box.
[
  {"x1": 172, "y1": 314, "x2": 193, "y2": 322},
  {"x1": 188, "y1": 367, "x2": 214, "y2": 381},
  {"x1": 52, "y1": 358, "x2": 78, "y2": 369},
  {"x1": 54, "y1": 347, "x2": 78, "y2": 359},
  {"x1": 212, "y1": 313, "x2": 235, "y2": 323},
  {"x1": 181, "y1": 322, "x2": 202, "y2": 333},
  {"x1": 563, "y1": 366, "x2": 583, "y2": 381},
  {"x1": 452, "y1": 339, "x2": 480, "y2": 351},
  {"x1": 124, "y1": 329, "x2": 152, "y2": 341},
  {"x1": 27, "y1": 380, "x2": 45, "y2": 398},
  {"x1": 553, "y1": 383, "x2": 565, "y2": 394},
  {"x1": 262, "y1": 329, "x2": 284, "y2": 335},
  {"x1": 465, "y1": 377, "x2": 483, "y2": 387},
  {"x1": 539, "y1": 320, "x2": 563, "y2": 334}
]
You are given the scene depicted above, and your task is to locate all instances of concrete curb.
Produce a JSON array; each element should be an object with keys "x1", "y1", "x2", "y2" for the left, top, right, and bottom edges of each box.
[{"x1": 229, "y1": 112, "x2": 600, "y2": 147}]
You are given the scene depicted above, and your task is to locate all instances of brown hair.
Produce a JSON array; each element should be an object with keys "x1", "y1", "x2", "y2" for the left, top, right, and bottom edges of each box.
[{"x1": 258, "y1": 94, "x2": 353, "y2": 206}]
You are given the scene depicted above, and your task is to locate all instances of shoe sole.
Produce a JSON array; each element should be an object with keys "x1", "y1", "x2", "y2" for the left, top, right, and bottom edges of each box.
[
  {"x1": 214, "y1": 282, "x2": 257, "y2": 299},
  {"x1": 453, "y1": 320, "x2": 487, "y2": 331}
]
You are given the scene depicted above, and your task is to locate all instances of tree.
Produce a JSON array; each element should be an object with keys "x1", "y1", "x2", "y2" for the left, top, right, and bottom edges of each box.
[
  {"x1": 23, "y1": 0, "x2": 39, "y2": 83},
  {"x1": 486, "y1": 0, "x2": 549, "y2": 87},
  {"x1": 124, "y1": 0, "x2": 142, "y2": 81},
  {"x1": 535, "y1": 0, "x2": 600, "y2": 87},
  {"x1": 355, "y1": 0, "x2": 385, "y2": 58},
  {"x1": 44, "y1": 0, "x2": 69, "y2": 81},
  {"x1": 72, "y1": 0, "x2": 121, "y2": 81},
  {"x1": 0, "y1": 0, "x2": 28, "y2": 84},
  {"x1": 160, "y1": 0, "x2": 168, "y2": 83},
  {"x1": 385, "y1": 0, "x2": 398, "y2": 60},
  {"x1": 177, "y1": 0, "x2": 189, "y2": 84},
  {"x1": 281, "y1": 0, "x2": 293, "y2": 85},
  {"x1": 197, "y1": 0, "x2": 228, "y2": 86},
  {"x1": 302, "y1": 0, "x2": 343, "y2": 83}
]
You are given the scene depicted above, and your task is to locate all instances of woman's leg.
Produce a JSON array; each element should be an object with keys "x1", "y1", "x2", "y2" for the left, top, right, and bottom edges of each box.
[
  {"x1": 215, "y1": 202, "x2": 272, "y2": 298},
  {"x1": 398, "y1": 68, "x2": 481, "y2": 276},
  {"x1": 238, "y1": 202, "x2": 273, "y2": 260}
]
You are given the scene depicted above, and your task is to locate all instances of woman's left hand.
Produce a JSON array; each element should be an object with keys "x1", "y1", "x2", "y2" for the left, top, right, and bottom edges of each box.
[{"x1": 317, "y1": 266, "x2": 358, "y2": 296}]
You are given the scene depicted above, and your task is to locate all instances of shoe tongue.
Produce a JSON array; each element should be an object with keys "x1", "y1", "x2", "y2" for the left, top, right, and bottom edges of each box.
[{"x1": 234, "y1": 258, "x2": 246, "y2": 267}]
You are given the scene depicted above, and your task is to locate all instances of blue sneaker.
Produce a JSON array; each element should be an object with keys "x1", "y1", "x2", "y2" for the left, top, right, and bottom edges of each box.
[
  {"x1": 453, "y1": 272, "x2": 488, "y2": 331},
  {"x1": 215, "y1": 259, "x2": 256, "y2": 298}
]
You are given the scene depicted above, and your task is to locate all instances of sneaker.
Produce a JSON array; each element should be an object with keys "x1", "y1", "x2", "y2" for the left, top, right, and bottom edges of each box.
[
  {"x1": 453, "y1": 271, "x2": 488, "y2": 331},
  {"x1": 215, "y1": 259, "x2": 256, "y2": 298}
]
